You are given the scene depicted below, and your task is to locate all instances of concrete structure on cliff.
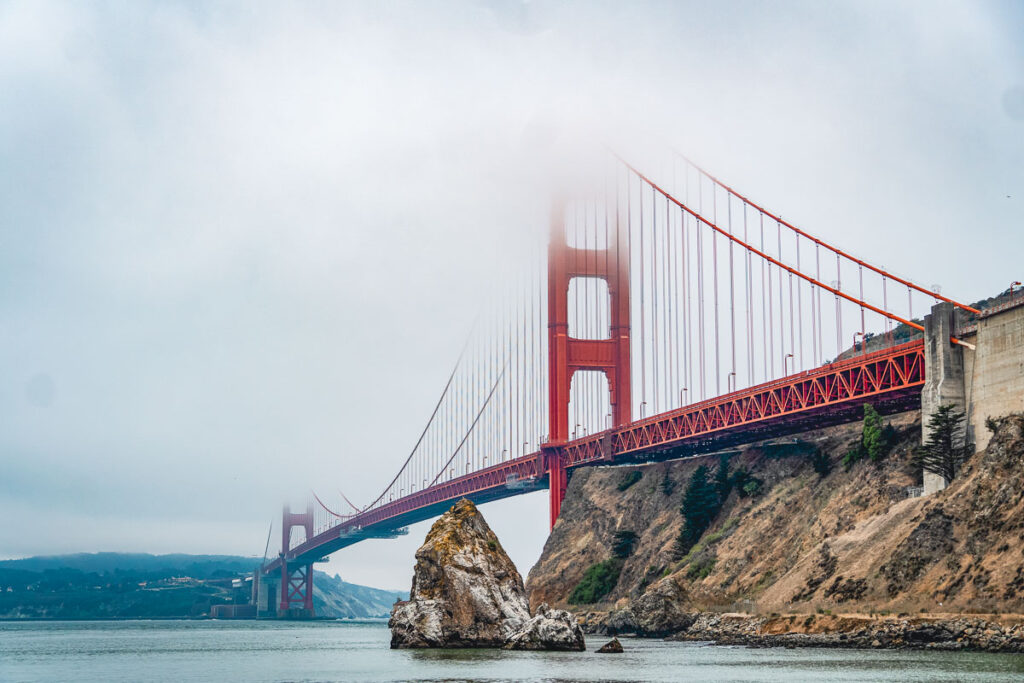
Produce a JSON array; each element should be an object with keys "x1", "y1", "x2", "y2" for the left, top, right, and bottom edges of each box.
[{"x1": 922, "y1": 299, "x2": 1024, "y2": 494}]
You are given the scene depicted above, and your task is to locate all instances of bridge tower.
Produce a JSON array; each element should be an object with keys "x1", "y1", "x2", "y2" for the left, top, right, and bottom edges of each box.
[
  {"x1": 279, "y1": 503, "x2": 315, "y2": 618},
  {"x1": 546, "y1": 198, "x2": 631, "y2": 528}
]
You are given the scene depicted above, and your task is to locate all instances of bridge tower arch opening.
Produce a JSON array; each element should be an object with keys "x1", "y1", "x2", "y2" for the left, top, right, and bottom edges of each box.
[{"x1": 546, "y1": 197, "x2": 631, "y2": 528}]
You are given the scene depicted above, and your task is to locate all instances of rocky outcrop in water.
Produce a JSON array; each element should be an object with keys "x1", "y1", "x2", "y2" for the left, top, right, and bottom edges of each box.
[
  {"x1": 504, "y1": 603, "x2": 585, "y2": 651},
  {"x1": 390, "y1": 499, "x2": 583, "y2": 650},
  {"x1": 597, "y1": 637, "x2": 624, "y2": 653}
]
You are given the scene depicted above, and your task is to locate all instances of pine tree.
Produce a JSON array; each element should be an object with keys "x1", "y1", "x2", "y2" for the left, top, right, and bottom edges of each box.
[
  {"x1": 676, "y1": 465, "x2": 720, "y2": 557},
  {"x1": 611, "y1": 530, "x2": 638, "y2": 559},
  {"x1": 919, "y1": 404, "x2": 971, "y2": 484},
  {"x1": 714, "y1": 453, "x2": 732, "y2": 500}
]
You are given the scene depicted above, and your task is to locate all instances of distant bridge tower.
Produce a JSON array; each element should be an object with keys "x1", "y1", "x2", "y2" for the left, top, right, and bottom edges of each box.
[
  {"x1": 545, "y1": 198, "x2": 631, "y2": 528},
  {"x1": 279, "y1": 503, "x2": 314, "y2": 618}
]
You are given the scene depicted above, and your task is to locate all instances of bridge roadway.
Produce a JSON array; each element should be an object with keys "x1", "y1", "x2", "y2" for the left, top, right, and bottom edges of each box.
[{"x1": 264, "y1": 339, "x2": 924, "y2": 574}]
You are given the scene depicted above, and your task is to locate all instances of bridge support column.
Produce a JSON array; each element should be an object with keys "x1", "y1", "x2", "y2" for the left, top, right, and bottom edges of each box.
[
  {"x1": 922, "y1": 302, "x2": 966, "y2": 494},
  {"x1": 544, "y1": 448, "x2": 567, "y2": 528},
  {"x1": 278, "y1": 504, "x2": 315, "y2": 618},
  {"x1": 256, "y1": 571, "x2": 277, "y2": 618},
  {"x1": 546, "y1": 196, "x2": 630, "y2": 529},
  {"x1": 279, "y1": 561, "x2": 314, "y2": 618}
]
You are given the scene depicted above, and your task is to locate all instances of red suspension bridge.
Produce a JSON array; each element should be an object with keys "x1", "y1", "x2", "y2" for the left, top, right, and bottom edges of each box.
[{"x1": 257, "y1": 151, "x2": 978, "y2": 617}]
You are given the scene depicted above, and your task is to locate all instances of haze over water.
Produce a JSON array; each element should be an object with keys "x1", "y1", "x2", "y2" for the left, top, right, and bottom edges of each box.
[{"x1": 2, "y1": 620, "x2": 1023, "y2": 682}]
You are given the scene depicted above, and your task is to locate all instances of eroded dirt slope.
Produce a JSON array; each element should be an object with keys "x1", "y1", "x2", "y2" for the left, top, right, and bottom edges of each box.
[{"x1": 527, "y1": 412, "x2": 1024, "y2": 619}]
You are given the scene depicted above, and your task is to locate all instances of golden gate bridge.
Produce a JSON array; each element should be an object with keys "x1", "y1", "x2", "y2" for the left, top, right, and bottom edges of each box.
[{"x1": 257, "y1": 149, "x2": 978, "y2": 617}]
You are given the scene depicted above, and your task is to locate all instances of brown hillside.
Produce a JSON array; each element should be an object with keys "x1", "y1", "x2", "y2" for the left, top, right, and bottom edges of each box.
[{"x1": 526, "y1": 412, "x2": 1024, "y2": 620}]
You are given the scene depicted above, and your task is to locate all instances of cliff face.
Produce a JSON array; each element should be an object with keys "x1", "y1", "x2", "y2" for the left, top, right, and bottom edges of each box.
[{"x1": 526, "y1": 412, "x2": 1024, "y2": 620}]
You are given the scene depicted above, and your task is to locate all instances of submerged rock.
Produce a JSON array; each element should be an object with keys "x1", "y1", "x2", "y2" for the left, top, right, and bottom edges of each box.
[
  {"x1": 389, "y1": 499, "x2": 530, "y2": 648},
  {"x1": 597, "y1": 637, "x2": 624, "y2": 653},
  {"x1": 504, "y1": 603, "x2": 586, "y2": 651}
]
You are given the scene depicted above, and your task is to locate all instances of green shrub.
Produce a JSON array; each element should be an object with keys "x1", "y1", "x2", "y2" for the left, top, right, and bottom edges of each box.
[
  {"x1": 732, "y1": 467, "x2": 764, "y2": 498},
  {"x1": 617, "y1": 470, "x2": 643, "y2": 492},
  {"x1": 660, "y1": 472, "x2": 675, "y2": 496},
  {"x1": 686, "y1": 556, "x2": 716, "y2": 580},
  {"x1": 842, "y1": 448, "x2": 862, "y2": 471},
  {"x1": 741, "y1": 479, "x2": 764, "y2": 498},
  {"x1": 568, "y1": 559, "x2": 623, "y2": 604}
]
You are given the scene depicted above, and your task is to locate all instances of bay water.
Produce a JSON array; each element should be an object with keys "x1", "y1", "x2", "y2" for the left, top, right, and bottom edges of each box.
[{"x1": 2, "y1": 619, "x2": 1023, "y2": 682}]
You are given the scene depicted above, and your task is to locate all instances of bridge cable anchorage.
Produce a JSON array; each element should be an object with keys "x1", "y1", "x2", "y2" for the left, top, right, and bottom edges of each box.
[{"x1": 662, "y1": 149, "x2": 980, "y2": 315}]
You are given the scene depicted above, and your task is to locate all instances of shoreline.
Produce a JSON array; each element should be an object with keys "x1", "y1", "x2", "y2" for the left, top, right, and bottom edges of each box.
[{"x1": 580, "y1": 611, "x2": 1024, "y2": 653}]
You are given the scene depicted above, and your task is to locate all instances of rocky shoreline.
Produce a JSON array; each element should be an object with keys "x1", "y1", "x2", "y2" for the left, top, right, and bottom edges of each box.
[{"x1": 577, "y1": 610, "x2": 1024, "y2": 652}]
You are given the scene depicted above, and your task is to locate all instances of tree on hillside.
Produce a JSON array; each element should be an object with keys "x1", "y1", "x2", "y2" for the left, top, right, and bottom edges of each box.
[
  {"x1": 862, "y1": 404, "x2": 885, "y2": 462},
  {"x1": 675, "y1": 465, "x2": 720, "y2": 557},
  {"x1": 611, "y1": 530, "x2": 638, "y2": 559},
  {"x1": 918, "y1": 404, "x2": 972, "y2": 484},
  {"x1": 714, "y1": 453, "x2": 732, "y2": 500}
]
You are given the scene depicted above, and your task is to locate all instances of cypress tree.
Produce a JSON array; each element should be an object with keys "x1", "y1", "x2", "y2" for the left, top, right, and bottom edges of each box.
[
  {"x1": 677, "y1": 465, "x2": 719, "y2": 556},
  {"x1": 862, "y1": 404, "x2": 885, "y2": 462},
  {"x1": 919, "y1": 404, "x2": 971, "y2": 484},
  {"x1": 714, "y1": 453, "x2": 732, "y2": 500}
]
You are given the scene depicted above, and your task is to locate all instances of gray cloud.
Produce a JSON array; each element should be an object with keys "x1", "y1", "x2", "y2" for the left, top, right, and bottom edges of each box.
[{"x1": 1, "y1": 0, "x2": 1021, "y2": 588}]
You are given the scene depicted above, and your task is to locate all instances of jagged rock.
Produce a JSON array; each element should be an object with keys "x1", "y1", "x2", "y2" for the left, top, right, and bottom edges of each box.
[
  {"x1": 389, "y1": 499, "x2": 530, "y2": 648},
  {"x1": 504, "y1": 603, "x2": 586, "y2": 651},
  {"x1": 607, "y1": 607, "x2": 638, "y2": 634},
  {"x1": 597, "y1": 637, "x2": 624, "y2": 653},
  {"x1": 630, "y1": 577, "x2": 694, "y2": 636}
]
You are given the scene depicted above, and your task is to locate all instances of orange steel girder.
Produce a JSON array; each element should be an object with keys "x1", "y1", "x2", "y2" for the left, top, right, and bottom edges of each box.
[{"x1": 546, "y1": 199, "x2": 631, "y2": 528}]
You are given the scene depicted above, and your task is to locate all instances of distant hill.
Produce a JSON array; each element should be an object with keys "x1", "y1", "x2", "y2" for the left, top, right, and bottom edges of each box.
[
  {"x1": 0, "y1": 553, "x2": 260, "y2": 578},
  {"x1": 0, "y1": 553, "x2": 405, "y2": 619},
  {"x1": 314, "y1": 572, "x2": 405, "y2": 618}
]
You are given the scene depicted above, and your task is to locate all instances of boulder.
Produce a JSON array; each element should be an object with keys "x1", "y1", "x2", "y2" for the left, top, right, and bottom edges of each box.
[
  {"x1": 607, "y1": 607, "x2": 638, "y2": 635},
  {"x1": 597, "y1": 637, "x2": 624, "y2": 653},
  {"x1": 504, "y1": 603, "x2": 586, "y2": 651},
  {"x1": 389, "y1": 499, "x2": 530, "y2": 648},
  {"x1": 630, "y1": 576, "x2": 694, "y2": 636}
]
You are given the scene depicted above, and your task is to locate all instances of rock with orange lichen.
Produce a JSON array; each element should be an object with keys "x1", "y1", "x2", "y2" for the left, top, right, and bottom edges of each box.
[{"x1": 389, "y1": 499, "x2": 530, "y2": 648}]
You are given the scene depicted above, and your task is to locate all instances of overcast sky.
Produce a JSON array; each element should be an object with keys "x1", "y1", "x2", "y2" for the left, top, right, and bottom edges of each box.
[{"x1": 2, "y1": 0, "x2": 1022, "y2": 591}]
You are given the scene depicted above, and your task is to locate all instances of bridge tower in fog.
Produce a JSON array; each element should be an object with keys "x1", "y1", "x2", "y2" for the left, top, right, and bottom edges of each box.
[{"x1": 545, "y1": 198, "x2": 631, "y2": 527}]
